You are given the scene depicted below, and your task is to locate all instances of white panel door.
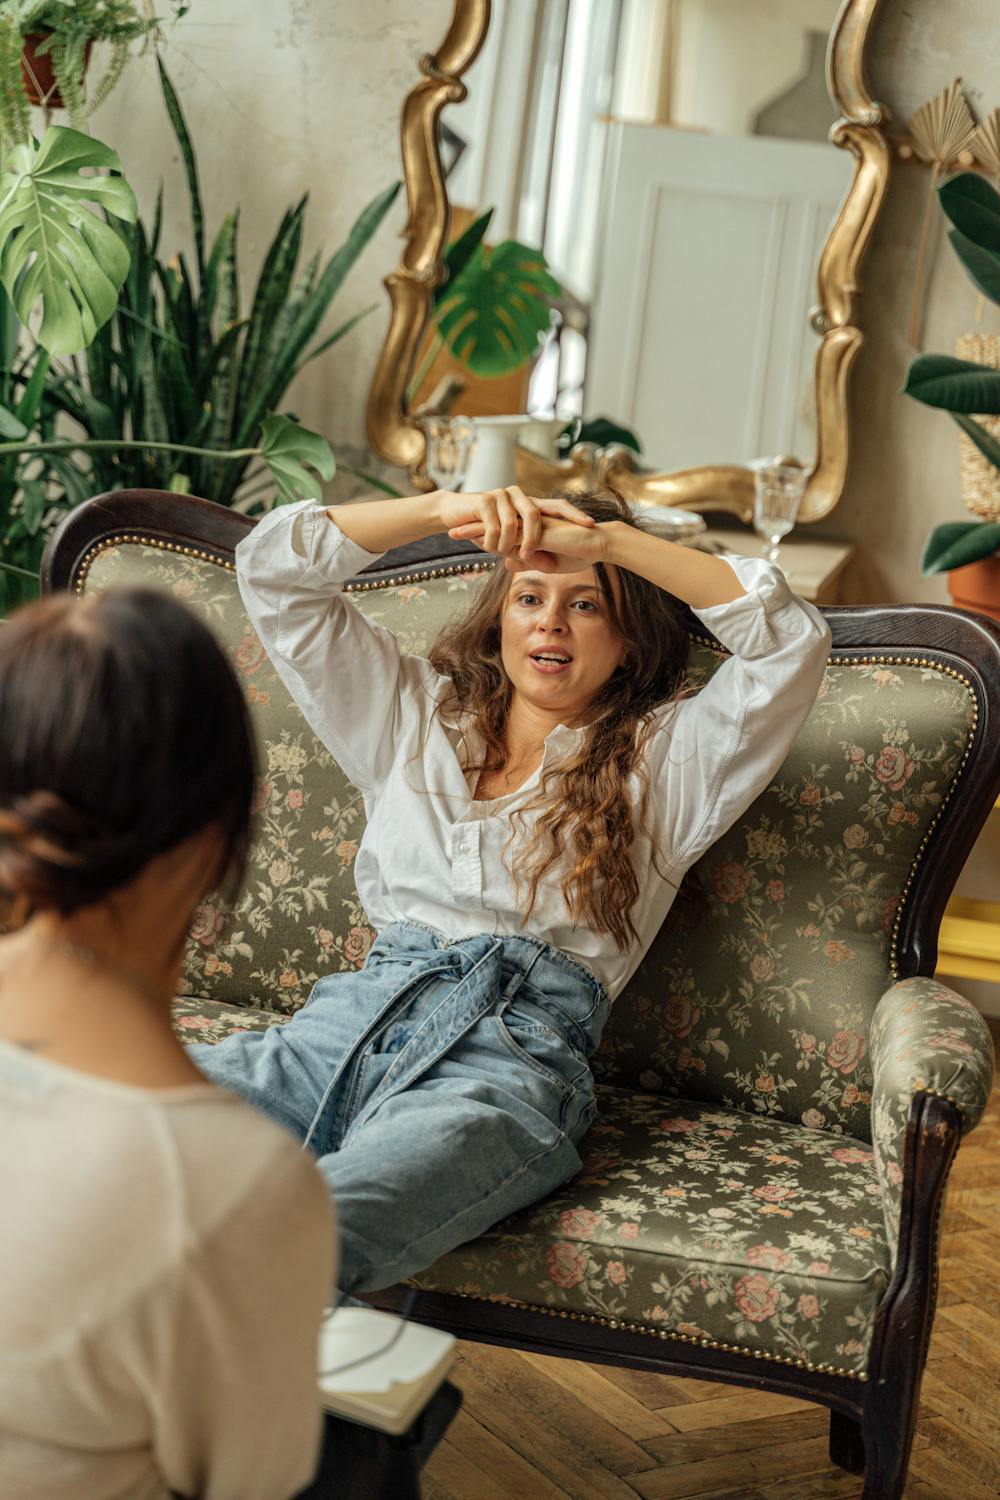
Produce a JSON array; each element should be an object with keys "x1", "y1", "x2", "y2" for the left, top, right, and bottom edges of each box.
[{"x1": 586, "y1": 124, "x2": 850, "y2": 471}]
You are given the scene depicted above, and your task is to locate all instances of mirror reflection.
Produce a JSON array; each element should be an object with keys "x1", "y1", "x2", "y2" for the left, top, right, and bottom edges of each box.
[{"x1": 425, "y1": 0, "x2": 852, "y2": 478}]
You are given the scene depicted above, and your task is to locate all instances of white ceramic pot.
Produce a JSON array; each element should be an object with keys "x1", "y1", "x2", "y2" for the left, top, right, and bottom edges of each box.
[{"x1": 462, "y1": 415, "x2": 529, "y2": 492}]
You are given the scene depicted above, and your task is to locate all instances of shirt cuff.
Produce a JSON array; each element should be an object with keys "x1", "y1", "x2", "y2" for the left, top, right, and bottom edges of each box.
[
  {"x1": 692, "y1": 554, "x2": 802, "y2": 660},
  {"x1": 241, "y1": 498, "x2": 386, "y2": 586}
]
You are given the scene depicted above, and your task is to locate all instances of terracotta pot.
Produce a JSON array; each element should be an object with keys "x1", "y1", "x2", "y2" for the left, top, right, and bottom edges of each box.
[
  {"x1": 947, "y1": 554, "x2": 1000, "y2": 623},
  {"x1": 20, "y1": 32, "x2": 93, "y2": 109}
]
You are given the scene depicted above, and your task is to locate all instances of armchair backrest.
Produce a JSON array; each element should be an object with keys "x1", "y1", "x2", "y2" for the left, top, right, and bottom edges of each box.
[{"x1": 45, "y1": 493, "x2": 1000, "y2": 1145}]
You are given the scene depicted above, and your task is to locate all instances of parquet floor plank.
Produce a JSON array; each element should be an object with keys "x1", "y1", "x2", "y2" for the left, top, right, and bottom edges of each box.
[
  {"x1": 624, "y1": 1435, "x2": 834, "y2": 1499},
  {"x1": 652, "y1": 1391, "x2": 812, "y2": 1434},
  {"x1": 519, "y1": 1351, "x2": 678, "y2": 1440},
  {"x1": 637, "y1": 1409, "x2": 827, "y2": 1465},
  {"x1": 423, "y1": 1019, "x2": 1000, "y2": 1499}
]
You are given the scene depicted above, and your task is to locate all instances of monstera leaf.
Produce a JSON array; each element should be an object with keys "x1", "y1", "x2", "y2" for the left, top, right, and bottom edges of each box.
[
  {"x1": 434, "y1": 239, "x2": 561, "y2": 379},
  {"x1": 259, "y1": 413, "x2": 336, "y2": 505},
  {"x1": 0, "y1": 127, "x2": 137, "y2": 356}
]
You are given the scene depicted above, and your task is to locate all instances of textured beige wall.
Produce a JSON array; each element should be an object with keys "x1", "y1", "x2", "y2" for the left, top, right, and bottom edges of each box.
[
  {"x1": 88, "y1": 0, "x2": 453, "y2": 481},
  {"x1": 814, "y1": 0, "x2": 1000, "y2": 607}
]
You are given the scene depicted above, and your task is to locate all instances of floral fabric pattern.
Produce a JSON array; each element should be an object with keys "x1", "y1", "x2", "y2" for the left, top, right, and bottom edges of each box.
[
  {"x1": 80, "y1": 540, "x2": 997, "y2": 1377},
  {"x1": 84, "y1": 546, "x2": 977, "y2": 1146},
  {"x1": 84, "y1": 544, "x2": 489, "y2": 1014},
  {"x1": 595, "y1": 652, "x2": 975, "y2": 1142},
  {"x1": 409, "y1": 1087, "x2": 891, "y2": 1375},
  {"x1": 172, "y1": 995, "x2": 276, "y2": 1047},
  {"x1": 869, "y1": 976, "x2": 995, "y2": 1262}
]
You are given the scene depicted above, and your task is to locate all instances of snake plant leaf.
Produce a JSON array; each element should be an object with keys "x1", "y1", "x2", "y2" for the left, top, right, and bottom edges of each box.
[
  {"x1": 921, "y1": 519, "x2": 1000, "y2": 575},
  {"x1": 947, "y1": 228, "x2": 1000, "y2": 307},
  {"x1": 939, "y1": 172, "x2": 1000, "y2": 252},
  {"x1": 433, "y1": 209, "x2": 493, "y2": 310},
  {"x1": 0, "y1": 128, "x2": 137, "y2": 355},
  {"x1": 434, "y1": 239, "x2": 561, "y2": 378},
  {"x1": 953, "y1": 412, "x2": 1000, "y2": 473},
  {"x1": 903, "y1": 354, "x2": 1000, "y2": 413},
  {"x1": 259, "y1": 413, "x2": 335, "y2": 505}
]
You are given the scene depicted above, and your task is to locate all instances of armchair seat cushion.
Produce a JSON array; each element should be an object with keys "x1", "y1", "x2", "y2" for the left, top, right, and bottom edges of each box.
[
  {"x1": 172, "y1": 995, "x2": 277, "y2": 1046},
  {"x1": 409, "y1": 1088, "x2": 891, "y2": 1378}
]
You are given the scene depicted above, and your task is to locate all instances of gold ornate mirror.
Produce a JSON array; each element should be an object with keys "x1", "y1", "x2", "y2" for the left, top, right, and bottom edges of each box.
[{"x1": 366, "y1": 0, "x2": 889, "y2": 524}]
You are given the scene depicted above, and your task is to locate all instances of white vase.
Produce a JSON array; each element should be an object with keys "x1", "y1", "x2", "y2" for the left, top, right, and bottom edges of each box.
[
  {"x1": 462, "y1": 415, "x2": 529, "y2": 492},
  {"x1": 461, "y1": 414, "x2": 566, "y2": 492}
]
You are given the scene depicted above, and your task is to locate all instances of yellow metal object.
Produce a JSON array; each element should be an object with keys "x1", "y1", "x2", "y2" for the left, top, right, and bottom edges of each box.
[{"x1": 937, "y1": 897, "x2": 1000, "y2": 984}]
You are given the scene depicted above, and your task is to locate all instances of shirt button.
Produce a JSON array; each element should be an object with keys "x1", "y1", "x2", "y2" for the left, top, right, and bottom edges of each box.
[{"x1": 458, "y1": 843, "x2": 471, "y2": 854}]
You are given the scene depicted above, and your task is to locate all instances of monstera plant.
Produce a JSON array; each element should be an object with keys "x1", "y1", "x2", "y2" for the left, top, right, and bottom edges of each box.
[
  {"x1": 408, "y1": 208, "x2": 561, "y2": 397},
  {"x1": 0, "y1": 59, "x2": 399, "y2": 609}
]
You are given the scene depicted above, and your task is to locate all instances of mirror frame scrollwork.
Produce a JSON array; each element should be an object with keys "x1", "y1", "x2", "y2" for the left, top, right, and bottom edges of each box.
[{"x1": 366, "y1": 0, "x2": 889, "y2": 524}]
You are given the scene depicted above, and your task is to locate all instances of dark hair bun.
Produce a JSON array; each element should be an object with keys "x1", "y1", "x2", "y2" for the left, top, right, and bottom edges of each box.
[{"x1": 0, "y1": 587, "x2": 256, "y2": 917}]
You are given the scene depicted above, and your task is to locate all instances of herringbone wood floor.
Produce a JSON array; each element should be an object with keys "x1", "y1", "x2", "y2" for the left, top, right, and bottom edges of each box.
[{"x1": 423, "y1": 1021, "x2": 1000, "y2": 1500}]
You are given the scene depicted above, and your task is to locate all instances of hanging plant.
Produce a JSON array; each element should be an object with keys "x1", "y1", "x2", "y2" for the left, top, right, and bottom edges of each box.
[{"x1": 0, "y1": 1, "x2": 155, "y2": 145}]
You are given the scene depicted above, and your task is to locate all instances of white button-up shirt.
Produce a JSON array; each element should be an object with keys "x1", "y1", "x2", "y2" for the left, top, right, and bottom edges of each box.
[{"x1": 235, "y1": 500, "x2": 832, "y2": 998}]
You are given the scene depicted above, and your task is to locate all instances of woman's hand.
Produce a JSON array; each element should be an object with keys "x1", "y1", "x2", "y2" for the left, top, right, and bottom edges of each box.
[
  {"x1": 449, "y1": 508, "x2": 612, "y2": 573},
  {"x1": 439, "y1": 486, "x2": 595, "y2": 561}
]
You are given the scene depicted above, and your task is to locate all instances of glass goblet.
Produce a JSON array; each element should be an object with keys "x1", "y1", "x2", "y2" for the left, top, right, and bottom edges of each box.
[
  {"x1": 749, "y1": 456, "x2": 807, "y2": 567},
  {"x1": 419, "y1": 416, "x2": 477, "y2": 493}
]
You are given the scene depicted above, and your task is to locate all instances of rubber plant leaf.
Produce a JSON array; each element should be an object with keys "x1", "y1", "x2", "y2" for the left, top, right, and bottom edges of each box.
[
  {"x1": 434, "y1": 239, "x2": 561, "y2": 378},
  {"x1": 947, "y1": 228, "x2": 1000, "y2": 307},
  {"x1": 938, "y1": 172, "x2": 1000, "y2": 254},
  {"x1": 921, "y1": 519, "x2": 1000, "y2": 574},
  {"x1": 0, "y1": 127, "x2": 137, "y2": 356},
  {"x1": 903, "y1": 354, "x2": 1000, "y2": 414},
  {"x1": 953, "y1": 412, "x2": 1000, "y2": 473},
  {"x1": 259, "y1": 413, "x2": 336, "y2": 505}
]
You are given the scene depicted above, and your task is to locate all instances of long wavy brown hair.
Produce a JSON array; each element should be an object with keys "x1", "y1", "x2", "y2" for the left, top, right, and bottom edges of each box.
[{"x1": 429, "y1": 489, "x2": 690, "y2": 949}]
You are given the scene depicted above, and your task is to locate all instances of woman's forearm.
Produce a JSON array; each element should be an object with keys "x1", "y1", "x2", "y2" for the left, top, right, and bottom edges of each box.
[
  {"x1": 603, "y1": 521, "x2": 746, "y2": 609},
  {"x1": 325, "y1": 491, "x2": 449, "y2": 554}
]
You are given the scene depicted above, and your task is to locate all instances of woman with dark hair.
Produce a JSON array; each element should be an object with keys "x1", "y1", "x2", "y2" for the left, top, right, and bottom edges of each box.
[
  {"x1": 0, "y1": 588, "x2": 335, "y2": 1500},
  {"x1": 192, "y1": 484, "x2": 831, "y2": 1301}
]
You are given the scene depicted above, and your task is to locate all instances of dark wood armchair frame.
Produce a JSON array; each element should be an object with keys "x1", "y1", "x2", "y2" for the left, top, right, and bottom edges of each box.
[{"x1": 43, "y1": 491, "x2": 1000, "y2": 1500}]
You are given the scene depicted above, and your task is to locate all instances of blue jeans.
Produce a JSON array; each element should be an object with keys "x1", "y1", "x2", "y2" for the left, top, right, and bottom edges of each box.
[{"x1": 188, "y1": 921, "x2": 610, "y2": 1296}]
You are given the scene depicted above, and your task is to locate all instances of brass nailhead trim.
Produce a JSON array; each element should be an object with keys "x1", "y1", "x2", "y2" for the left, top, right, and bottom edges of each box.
[
  {"x1": 343, "y1": 560, "x2": 493, "y2": 593},
  {"x1": 422, "y1": 1288, "x2": 867, "y2": 1380},
  {"x1": 73, "y1": 535, "x2": 236, "y2": 594},
  {"x1": 73, "y1": 536, "x2": 493, "y2": 597}
]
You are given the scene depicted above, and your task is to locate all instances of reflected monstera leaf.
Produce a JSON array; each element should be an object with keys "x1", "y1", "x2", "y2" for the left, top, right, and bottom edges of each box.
[
  {"x1": 259, "y1": 413, "x2": 336, "y2": 505},
  {"x1": 0, "y1": 127, "x2": 137, "y2": 356},
  {"x1": 434, "y1": 239, "x2": 561, "y2": 379}
]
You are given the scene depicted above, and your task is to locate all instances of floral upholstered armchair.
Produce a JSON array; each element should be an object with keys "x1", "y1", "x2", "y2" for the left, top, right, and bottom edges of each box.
[{"x1": 44, "y1": 491, "x2": 998, "y2": 1500}]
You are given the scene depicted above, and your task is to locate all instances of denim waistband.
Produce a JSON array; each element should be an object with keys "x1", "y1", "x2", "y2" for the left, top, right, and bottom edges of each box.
[{"x1": 369, "y1": 920, "x2": 610, "y2": 1050}]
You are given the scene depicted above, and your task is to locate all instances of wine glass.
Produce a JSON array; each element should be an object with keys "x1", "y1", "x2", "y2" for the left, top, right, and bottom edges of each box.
[
  {"x1": 749, "y1": 456, "x2": 807, "y2": 567},
  {"x1": 420, "y1": 416, "x2": 477, "y2": 492}
]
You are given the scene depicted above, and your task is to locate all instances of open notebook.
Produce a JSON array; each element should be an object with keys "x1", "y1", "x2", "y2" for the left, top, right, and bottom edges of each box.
[{"x1": 317, "y1": 1304, "x2": 456, "y2": 1436}]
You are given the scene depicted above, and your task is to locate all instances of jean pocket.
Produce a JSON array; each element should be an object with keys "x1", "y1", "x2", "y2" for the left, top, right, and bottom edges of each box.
[{"x1": 493, "y1": 998, "x2": 589, "y2": 1102}]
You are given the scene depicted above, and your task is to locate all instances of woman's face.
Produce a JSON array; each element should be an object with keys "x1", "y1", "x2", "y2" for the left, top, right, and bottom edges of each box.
[{"x1": 500, "y1": 566, "x2": 627, "y2": 719}]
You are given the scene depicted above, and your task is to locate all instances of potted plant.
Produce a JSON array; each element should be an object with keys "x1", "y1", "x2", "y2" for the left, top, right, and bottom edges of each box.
[
  {"x1": 2, "y1": 0, "x2": 158, "y2": 132},
  {"x1": 904, "y1": 172, "x2": 1000, "y2": 620},
  {"x1": 0, "y1": 61, "x2": 399, "y2": 610}
]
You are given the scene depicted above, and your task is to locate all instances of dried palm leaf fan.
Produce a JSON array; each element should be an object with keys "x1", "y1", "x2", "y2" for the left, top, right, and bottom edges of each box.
[{"x1": 907, "y1": 79, "x2": 977, "y2": 346}]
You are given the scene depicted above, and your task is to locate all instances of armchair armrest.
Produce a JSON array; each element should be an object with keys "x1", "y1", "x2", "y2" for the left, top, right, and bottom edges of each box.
[{"x1": 870, "y1": 976, "x2": 995, "y2": 1264}]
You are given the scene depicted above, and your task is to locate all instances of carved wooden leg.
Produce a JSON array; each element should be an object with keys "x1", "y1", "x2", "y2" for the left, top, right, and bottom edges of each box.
[
  {"x1": 829, "y1": 1409, "x2": 866, "y2": 1473},
  {"x1": 860, "y1": 1094, "x2": 963, "y2": 1500}
]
